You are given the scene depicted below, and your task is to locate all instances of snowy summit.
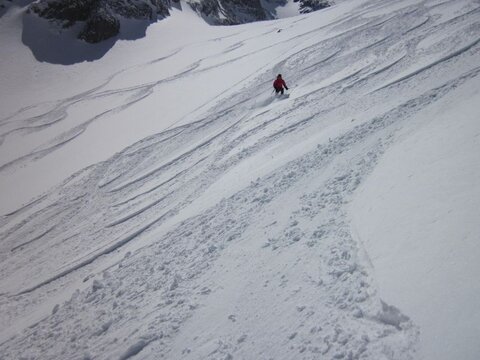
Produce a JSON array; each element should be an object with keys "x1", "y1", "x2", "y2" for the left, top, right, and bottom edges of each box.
[{"x1": 0, "y1": 0, "x2": 479, "y2": 359}]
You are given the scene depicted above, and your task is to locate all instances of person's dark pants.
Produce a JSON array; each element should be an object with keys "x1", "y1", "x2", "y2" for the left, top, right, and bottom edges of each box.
[{"x1": 274, "y1": 87, "x2": 284, "y2": 95}]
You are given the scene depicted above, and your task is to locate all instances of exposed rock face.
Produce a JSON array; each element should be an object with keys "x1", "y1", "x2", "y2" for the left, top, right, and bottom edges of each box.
[
  {"x1": 30, "y1": 0, "x2": 174, "y2": 43},
  {"x1": 31, "y1": 0, "x2": 95, "y2": 24},
  {"x1": 31, "y1": 0, "x2": 172, "y2": 23},
  {"x1": 79, "y1": 5, "x2": 120, "y2": 43},
  {"x1": 187, "y1": 0, "x2": 332, "y2": 25},
  {"x1": 295, "y1": 0, "x2": 331, "y2": 13},
  {"x1": 188, "y1": 0, "x2": 269, "y2": 25},
  {"x1": 0, "y1": 0, "x2": 10, "y2": 13},
  {"x1": 28, "y1": 0, "x2": 331, "y2": 44}
]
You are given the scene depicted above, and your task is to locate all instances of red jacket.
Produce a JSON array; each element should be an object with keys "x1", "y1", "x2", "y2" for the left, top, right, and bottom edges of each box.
[{"x1": 273, "y1": 78, "x2": 287, "y2": 89}]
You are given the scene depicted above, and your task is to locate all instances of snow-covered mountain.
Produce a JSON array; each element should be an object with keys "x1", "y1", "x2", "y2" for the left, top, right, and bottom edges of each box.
[
  {"x1": 7, "y1": 0, "x2": 331, "y2": 46},
  {"x1": 0, "y1": 0, "x2": 479, "y2": 359}
]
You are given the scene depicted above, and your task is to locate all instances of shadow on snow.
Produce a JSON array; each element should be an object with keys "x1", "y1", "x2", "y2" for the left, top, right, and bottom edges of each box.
[{"x1": 21, "y1": 12, "x2": 159, "y2": 65}]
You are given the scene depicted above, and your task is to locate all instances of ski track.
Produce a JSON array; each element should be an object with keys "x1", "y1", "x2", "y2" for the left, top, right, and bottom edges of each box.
[
  {"x1": 9, "y1": 225, "x2": 56, "y2": 253},
  {"x1": 1, "y1": 0, "x2": 480, "y2": 358},
  {"x1": 374, "y1": 35, "x2": 480, "y2": 92}
]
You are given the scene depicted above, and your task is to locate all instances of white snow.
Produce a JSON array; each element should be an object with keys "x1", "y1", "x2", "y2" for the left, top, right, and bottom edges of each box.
[
  {"x1": 1, "y1": 0, "x2": 480, "y2": 359},
  {"x1": 351, "y1": 78, "x2": 480, "y2": 360}
]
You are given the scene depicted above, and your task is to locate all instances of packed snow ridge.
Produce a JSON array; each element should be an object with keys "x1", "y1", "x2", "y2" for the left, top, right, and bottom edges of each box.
[{"x1": 0, "y1": 0, "x2": 480, "y2": 359}]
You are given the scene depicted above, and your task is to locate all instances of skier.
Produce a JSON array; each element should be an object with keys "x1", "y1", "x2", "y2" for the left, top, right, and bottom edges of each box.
[{"x1": 273, "y1": 74, "x2": 289, "y2": 95}]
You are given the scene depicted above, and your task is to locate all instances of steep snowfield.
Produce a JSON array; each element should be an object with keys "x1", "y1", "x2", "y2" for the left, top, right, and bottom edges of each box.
[
  {"x1": 351, "y1": 78, "x2": 480, "y2": 360},
  {"x1": 0, "y1": 0, "x2": 479, "y2": 359}
]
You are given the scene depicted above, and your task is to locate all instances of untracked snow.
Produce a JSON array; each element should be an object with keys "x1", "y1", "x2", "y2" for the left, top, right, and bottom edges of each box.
[{"x1": 1, "y1": 0, "x2": 480, "y2": 359}]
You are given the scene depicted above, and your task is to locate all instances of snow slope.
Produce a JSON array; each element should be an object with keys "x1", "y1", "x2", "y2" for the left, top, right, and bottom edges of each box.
[
  {"x1": 1, "y1": 0, "x2": 479, "y2": 359},
  {"x1": 351, "y1": 77, "x2": 480, "y2": 359}
]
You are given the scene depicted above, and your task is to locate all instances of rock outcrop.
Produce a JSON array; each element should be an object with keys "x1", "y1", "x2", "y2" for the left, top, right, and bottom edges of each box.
[
  {"x1": 295, "y1": 0, "x2": 331, "y2": 13},
  {"x1": 0, "y1": 0, "x2": 10, "y2": 15},
  {"x1": 188, "y1": 0, "x2": 269, "y2": 25},
  {"x1": 30, "y1": 0, "x2": 174, "y2": 43}
]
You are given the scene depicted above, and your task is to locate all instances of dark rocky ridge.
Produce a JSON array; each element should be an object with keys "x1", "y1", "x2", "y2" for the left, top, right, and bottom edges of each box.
[
  {"x1": 30, "y1": 0, "x2": 174, "y2": 43},
  {"x1": 189, "y1": 0, "x2": 269, "y2": 25},
  {"x1": 28, "y1": 0, "x2": 331, "y2": 43},
  {"x1": 294, "y1": 0, "x2": 331, "y2": 13},
  {"x1": 0, "y1": 0, "x2": 10, "y2": 15}
]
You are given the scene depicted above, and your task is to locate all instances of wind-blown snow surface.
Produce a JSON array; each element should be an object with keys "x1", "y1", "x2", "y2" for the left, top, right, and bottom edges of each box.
[{"x1": 1, "y1": 0, "x2": 480, "y2": 359}]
